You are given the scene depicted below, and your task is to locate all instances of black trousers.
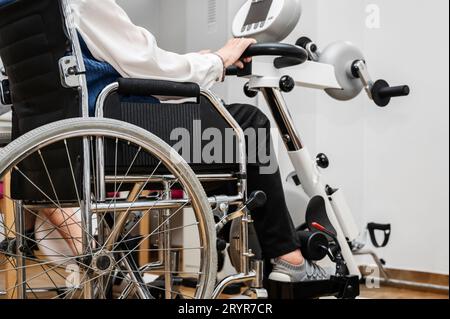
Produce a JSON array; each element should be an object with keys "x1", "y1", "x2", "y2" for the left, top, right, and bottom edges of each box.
[{"x1": 223, "y1": 103, "x2": 300, "y2": 259}]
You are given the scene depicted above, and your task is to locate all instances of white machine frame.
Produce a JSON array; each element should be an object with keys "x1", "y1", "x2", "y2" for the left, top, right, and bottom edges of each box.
[{"x1": 244, "y1": 58, "x2": 362, "y2": 276}]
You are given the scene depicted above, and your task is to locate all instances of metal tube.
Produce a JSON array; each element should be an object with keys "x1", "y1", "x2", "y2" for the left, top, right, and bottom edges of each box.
[
  {"x1": 104, "y1": 174, "x2": 237, "y2": 184},
  {"x1": 81, "y1": 138, "x2": 93, "y2": 299},
  {"x1": 14, "y1": 200, "x2": 26, "y2": 299},
  {"x1": 251, "y1": 260, "x2": 264, "y2": 289},
  {"x1": 380, "y1": 278, "x2": 449, "y2": 293},
  {"x1": 95, "y1": 83, "x2": 119, "y2": 203},
  {"x1": 240, "y1": 216, "x2": 250, "y2": 274},
  {"x1": 120, "y1": 254, "x2": 153, "y2": 299},
  {"x1": 260, "y1": 88, "x2": 303, "y2": 151},
  {"x1": 212, "y1": 272, "x2": 256, "y2": 299},
  {"x1": 60, "y1": 0, "x2": 89, "y2": 117},
  {"x1": 89, "y1": 195, "x2": 244, "y2": 214},
  {"x1": 162, "y1": 182, "x2": 172, "y2": 299}
]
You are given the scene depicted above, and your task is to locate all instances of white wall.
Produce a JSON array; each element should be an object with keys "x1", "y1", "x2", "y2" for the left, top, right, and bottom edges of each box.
[
  {"x1": 117, "y1": 0, "x2": 160, "y2": 35},
  {"x1": 290, "y1": 0, "x2": 449, "y2": 274},
  {"x1": 122, "y1": 0, "x2": 449, "y2": 275}
]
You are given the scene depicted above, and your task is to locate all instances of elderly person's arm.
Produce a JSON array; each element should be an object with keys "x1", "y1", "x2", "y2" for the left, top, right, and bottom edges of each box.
[{"x1": 71, "y1": 0, "x2": 254, "y2": 88}]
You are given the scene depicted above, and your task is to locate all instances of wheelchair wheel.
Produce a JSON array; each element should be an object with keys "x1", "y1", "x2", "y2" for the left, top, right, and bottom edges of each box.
[{"x1": 0, "y1": 118, "x2": 217, "y2": 299}]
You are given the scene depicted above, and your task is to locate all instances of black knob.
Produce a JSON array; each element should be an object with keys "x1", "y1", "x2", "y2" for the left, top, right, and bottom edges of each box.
[
  {"x1": 326, "y1": 185, "x2": 338, "y2": 196},
  {"x1": 316, "y1": 153, "x2": 330, "y2": 169},
  {"x1": 279, "y1": 75, "x2": 295, "y2": 93},
  {"x1": 243, "y1": 82, "x2": 258, "y2": 98},
  {"x1": 216, "y1": 238, "x2": 227, "y2": 252},
  {"x1": 296, "y1": 36, "x2": 317, "y2": 52},
  {"x1": 246, "y1": 191, "x2": 267, "y2": 211}
]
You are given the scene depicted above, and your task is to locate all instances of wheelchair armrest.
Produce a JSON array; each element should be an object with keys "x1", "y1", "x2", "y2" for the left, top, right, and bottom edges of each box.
[{"x1": 118, "y1": 78, "x2": 201, "y2": 101}]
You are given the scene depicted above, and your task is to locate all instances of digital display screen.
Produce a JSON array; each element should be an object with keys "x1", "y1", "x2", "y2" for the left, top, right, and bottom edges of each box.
[{"x1": 243, "y1": 0, "x2": 273, "y2": 26}]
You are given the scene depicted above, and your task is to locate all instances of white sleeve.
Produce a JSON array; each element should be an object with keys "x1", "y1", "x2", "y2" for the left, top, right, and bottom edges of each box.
[{"x1": 71, "y1": 0, "x2": 224, "y2": 89}]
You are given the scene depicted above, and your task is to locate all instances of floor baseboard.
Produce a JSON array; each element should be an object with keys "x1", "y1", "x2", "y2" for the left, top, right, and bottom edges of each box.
[{"x1": 360, "y1": 265, "x2": 449, "y2": 293}]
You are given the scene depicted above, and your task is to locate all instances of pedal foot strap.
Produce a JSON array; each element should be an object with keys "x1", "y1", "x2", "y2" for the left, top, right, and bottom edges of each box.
[{"x1": 367, "y1": 223, "x2": 391, "y2": 248}]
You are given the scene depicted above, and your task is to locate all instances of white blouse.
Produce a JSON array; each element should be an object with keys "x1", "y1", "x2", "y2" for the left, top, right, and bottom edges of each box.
[{"x1": 70, "y1": 0, "x2": 224, "y2": 89}]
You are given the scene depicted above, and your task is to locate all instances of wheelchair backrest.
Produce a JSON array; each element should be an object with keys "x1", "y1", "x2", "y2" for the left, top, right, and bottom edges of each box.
[
  {"x1": 0, "y1": 0, "x2": 84, "y2": 201},
  {"x1": 0, "y1": 0, "x2": 81, "y2": 140}
]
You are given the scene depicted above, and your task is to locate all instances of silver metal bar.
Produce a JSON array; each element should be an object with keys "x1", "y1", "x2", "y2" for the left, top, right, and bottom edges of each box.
[
  {"x1": 60, "y1": 0, "x2": 89, "y2": 117},
  {"x1": 104, "y1": 174, "x2": 237, "y2": 184},
  {"x1": 251, "y1": 260, "x2": 264, "y2": 289},
  {"x1": 95, "y1": 83, "x2": 119, "y2": 202},
  {"x1": 14, "y1": 200, "x2": 26, "y2": 299},
  {"x1": 120, "y1": 253, "x2": 153, "y2": 299},
  {"x1": 212, "y1": 272, "x2": 256, "y2": 299},
  {"x1": 379, "y1": 278, "x2": 449, "y2": 293},
  {"x1": 353, "y1": 60, "x2": 374, "y2": 100},
  {"x1": 81, "y1": 138, "x2": 94, "y2": 299},
  {"x1": 157, "y1": 210, "x2": 165, "y2": 266},
  {"x1": 260, "y1": 88, "x2": 303, "y2": 151},
  {"x1": 140, "y1": 262, "x2": 164, "y2": 272},
  {"x1": 91, "y1": 195, "x2": 243, "y2": 214},
  {"x1": 162, "y1": 182, "x2": 172, "y2": 299},
  {"x1": 240, "y1": 216, "x2": 250, "y2": 274},
  {"x1": 61, "y1": 0, "x2": 95, "y2": 298}
]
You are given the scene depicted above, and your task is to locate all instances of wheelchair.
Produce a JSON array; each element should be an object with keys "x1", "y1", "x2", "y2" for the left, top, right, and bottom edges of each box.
[
  {"x1": 0, "y1": 0, "x2": 409, "y2": 299},
  {"x1": 0, "y1": 0, "x2": 293, "y2": 300}
]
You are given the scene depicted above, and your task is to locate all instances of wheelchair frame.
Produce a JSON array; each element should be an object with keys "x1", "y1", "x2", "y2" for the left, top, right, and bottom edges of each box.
[{"x1": 93, "y1": 84, "x2": 267, "y2": 299}]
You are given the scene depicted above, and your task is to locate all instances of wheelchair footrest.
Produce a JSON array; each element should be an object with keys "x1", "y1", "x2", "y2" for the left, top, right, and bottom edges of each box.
[{"x1": 265, "y1": 275, "x2": 360, "y2": 299}]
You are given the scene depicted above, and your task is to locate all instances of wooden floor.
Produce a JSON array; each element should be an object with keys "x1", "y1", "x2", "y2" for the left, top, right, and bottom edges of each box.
[
  {"x1": 360, "y1": 285, "x2": 448, "y2": 299},
  {"x1": 1, "y1": 254, "x2": 448, "y2": 300}
]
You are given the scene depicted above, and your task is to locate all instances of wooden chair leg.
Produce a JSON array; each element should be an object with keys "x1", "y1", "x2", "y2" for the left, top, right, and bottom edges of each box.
[
  {"x1": 139, "y1": 192, "x2": 151, "y2": 267},
  {"x1": 0, "y1": 172, "x2": 18, "y2": 299}
]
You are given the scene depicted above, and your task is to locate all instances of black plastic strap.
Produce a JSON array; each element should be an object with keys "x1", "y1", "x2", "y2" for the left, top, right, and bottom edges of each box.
[
  {"x1": 117, "y1": 78, "x2": 201, "y2": 101},
  {"x1": 367, "y1": 223, "x2": 391, "y2": 248}
]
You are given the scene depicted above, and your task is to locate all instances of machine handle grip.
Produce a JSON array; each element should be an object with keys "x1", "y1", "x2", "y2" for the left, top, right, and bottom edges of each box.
[
  {"x1": 372, "y1": 79, "x2": 410, "y2": 107},
  {"x1": 226, "y1": 44, "x2": 307, "y2": 76},
  {"x1": 242, "y1": 43, "x2": 308, "y2": 65},
  {"x1": 117, "y1": 78, "x2": 201, "y2": 100},
  {"x1": 378, "y1": 85, "x2": 410, "y2": 99}
]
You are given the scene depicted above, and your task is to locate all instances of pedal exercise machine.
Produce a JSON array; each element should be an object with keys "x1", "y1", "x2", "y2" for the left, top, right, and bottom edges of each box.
[{"x1": 229, "y1": 0, "x2": 410, "y2": 298}]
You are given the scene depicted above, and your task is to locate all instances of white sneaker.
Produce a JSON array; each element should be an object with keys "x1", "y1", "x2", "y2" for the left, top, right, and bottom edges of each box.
[{"x1": 268, "y1": 258, "x2": 334, "y2": 283}]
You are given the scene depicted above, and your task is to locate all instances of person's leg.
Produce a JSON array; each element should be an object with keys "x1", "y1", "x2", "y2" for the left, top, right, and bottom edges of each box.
[
  {"x1": 225, "y1": 103, "x2": 331, "y2": 282},
  {"x1": 225, "y1": 103, "x2": 301, "y2": 261},
  {"x1": 39, "y1": 208, "x2": 82, "y2": 255}
]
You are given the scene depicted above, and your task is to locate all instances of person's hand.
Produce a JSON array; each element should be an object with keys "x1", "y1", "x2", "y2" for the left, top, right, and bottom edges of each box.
[{"x1": 215, "y1": 38, "x2": 257, "y2": 69}]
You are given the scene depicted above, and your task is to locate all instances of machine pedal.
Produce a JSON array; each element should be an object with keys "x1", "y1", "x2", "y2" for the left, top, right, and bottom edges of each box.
[{"x1": 367, "y1": 223, "x2": 391, "y2": 248}]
